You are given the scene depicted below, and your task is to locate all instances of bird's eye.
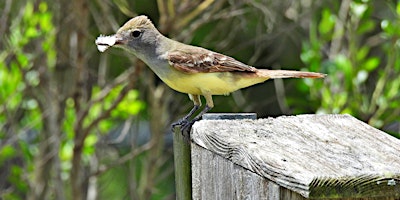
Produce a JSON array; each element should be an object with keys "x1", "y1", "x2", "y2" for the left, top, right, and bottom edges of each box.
[{"x1": 131, "y1": 30, "x2": 142, "y2": 38}]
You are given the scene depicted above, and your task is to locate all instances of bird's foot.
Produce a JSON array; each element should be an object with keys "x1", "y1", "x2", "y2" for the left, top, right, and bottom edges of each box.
[
  {"x1": 171, "y1": 118, "x2": 189, "y2": 128},
  {"x1": 171, "y1": 104, "x2": 200, "y2": 129},
  {"x1": 171, "y1": 105, "x2": 211, "y2": 141},
  {"x1": 180, "y1": 120, "x2": 195, "y2": 133},
  {"x1": 171, "y1": 118, "x2": 195, "y2": 142},
  {"x1": 171, "y1": 117, "x2": 201, "y2": 131}
]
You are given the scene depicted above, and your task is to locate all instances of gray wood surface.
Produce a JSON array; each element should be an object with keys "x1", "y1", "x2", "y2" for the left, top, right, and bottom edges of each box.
[
  {"x1": 191, "y1": 143, "x2": 305, "y2": 200},
  {"x1": 190, "y1": 114, "x2": 400, "y2": 199}
]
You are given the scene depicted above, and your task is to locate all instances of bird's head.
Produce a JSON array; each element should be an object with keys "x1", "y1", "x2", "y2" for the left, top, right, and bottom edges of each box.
[{"x1": 95, "y1": 15, "x2": 161, "y2": 56}]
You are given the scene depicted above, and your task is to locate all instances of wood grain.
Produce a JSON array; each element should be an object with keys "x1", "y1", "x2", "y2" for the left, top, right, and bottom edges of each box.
[{"x1": 190, "y1": 114, "x2": 400, "y2": 199}]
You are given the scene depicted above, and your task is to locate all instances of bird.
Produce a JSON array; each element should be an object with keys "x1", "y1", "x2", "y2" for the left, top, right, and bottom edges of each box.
[{"x1": 95, "y1": 15, "x2": 325, "y2": 130}]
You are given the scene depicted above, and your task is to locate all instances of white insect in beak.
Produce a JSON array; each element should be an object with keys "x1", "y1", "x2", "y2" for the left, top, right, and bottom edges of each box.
[{"x1": 95, "y1": 35, "x2": 117, "y2": 52}]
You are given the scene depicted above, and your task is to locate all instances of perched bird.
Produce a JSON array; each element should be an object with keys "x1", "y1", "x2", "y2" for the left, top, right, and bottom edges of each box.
[{"x1": 95, "y1": 15, "x2": 325, "y2": 129}]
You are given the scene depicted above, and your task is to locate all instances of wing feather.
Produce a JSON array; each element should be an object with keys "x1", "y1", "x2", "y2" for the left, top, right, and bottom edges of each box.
[{"x1": 167, "y1": 47, "x2": 256, "y2": 73}]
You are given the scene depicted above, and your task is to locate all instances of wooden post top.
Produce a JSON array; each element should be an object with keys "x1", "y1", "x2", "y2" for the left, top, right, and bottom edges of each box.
[{"x1": 191, "y1": 114, "x2": 400, "y2": 199}]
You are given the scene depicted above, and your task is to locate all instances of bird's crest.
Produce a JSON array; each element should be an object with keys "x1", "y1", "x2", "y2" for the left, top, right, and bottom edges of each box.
[{"x1": 118, "y1": 15, "x2": 155, "y2": 32}]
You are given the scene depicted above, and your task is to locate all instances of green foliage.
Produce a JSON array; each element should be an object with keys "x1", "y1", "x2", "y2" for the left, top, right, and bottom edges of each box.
[
  {"x1": 89, "y1": 86, "x2": 145, "y2": 125},
  {"x1": 0, "y1": 2, "x2": 56, "y2": 199},
  {"x1": 8, "y1": 2, "x2": 56, "y2": 70},
  {"x1": 1, "y1": 0, "x2": 55, "y2": 137},
  {"x1": 59, "y1": 88, "x2": 145, "y2": 175},
  {"x1": 1, "y1": 1, "x2": 148, "y2": 198},
  {"x1": 300, "y1": 0, "x2": 400, "y2": 136},
  {"x1": 0, "y1": 145, "x2": 16, "y2": 166},
  {"x1": 0, "y1": 62, "x2": 23, "y2": 112},
  {"x1": 318, "y1": 8, "x2": 336, "y2": 36}
]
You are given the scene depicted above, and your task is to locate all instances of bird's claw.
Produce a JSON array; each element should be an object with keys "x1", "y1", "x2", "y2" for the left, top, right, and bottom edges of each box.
[
  {"x1": 171, "y1": 104, "x2": 210, "y2": 139},
  {"x1": 181, "y1": 120, "x2": 195, "y2": 133},
  {"x1": 171, "y1": 119, "x2": 194, "y2": 142},
  {"x1": 171, "y1": 118, "x2": 189, "y2": 127},
  {"x1": 171, "y1": 118, "x2": 194, "y2": 132}
]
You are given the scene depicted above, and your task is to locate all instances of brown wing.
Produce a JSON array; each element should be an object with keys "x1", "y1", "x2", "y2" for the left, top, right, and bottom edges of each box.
[{"x1": 167, "y1": 47, "x2": 257, "y2": 73}]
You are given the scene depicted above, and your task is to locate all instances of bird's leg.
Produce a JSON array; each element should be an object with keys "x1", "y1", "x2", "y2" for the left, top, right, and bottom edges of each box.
[
  {"x1": 172, "y1": 105, "x2": 200, "y2": 127},
  {"x1": 172, "y1": 94, "x2": 201, "y2": 127},
  {"x1": 190, "y1": 105, "x2": 211, "y2": 122},
  {"x1": 181, "y1": 94, "x2": 214, "y2": 131}
]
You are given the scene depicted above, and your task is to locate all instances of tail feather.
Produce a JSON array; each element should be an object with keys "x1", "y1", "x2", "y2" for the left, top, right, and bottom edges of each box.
[{"x1": 256, "y1": 69, "x2": 326, "y2": 79}]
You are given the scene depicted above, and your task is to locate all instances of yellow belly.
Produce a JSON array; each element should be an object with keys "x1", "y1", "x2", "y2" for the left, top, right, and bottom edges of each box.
[{"x1": 162, "y1": 71, "x2": 268, "y2": 95}]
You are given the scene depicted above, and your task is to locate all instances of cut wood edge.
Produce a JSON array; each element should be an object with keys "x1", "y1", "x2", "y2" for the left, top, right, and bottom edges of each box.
[{"x1": 309, "y1": 174, "x2": 400, "y2": 198}]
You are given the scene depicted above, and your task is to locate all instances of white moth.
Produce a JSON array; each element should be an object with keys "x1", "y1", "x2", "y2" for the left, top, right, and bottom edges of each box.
[{"x1": 95, "y1": 35, "x2": 116, "y2": 52}]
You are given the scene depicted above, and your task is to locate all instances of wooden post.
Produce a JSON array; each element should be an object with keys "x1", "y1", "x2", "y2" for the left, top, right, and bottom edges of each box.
[
  {"x1": 173, "y1": 126, "x2": 192, "y2": 200},
  {"x1": 173, "y1": 113, "x2": 257, "y2": 200},
  {"x1": 190, "y1": 114, "x2": 400, "y2": 199}
]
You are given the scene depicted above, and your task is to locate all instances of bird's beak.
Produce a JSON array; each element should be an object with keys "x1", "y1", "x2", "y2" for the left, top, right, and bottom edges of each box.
[
  {"x1": 95, "y1": 34, "x2": 125, "y2": 52},
  {"x1": 114, "y1": 35, "x2": 125, "y2": 45}
]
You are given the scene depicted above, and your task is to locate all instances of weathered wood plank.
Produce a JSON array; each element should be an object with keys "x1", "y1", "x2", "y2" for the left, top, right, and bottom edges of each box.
[
  {"x1": 191, "y1": 143, "x2": 305, "y2": 200},
  {"x1": 191, "y1": 114, "x2": 400, "y2": 199}
]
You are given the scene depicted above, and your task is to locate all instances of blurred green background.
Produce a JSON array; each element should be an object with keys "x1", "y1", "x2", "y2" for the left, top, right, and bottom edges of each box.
[{"x1": 1, "y1": 0, "x2": 399, "y2": 199}]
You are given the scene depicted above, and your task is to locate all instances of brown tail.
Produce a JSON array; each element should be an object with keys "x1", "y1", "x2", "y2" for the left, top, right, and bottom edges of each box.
[{"x1": 256, "y1": 69, "x2": 326, "y2": 79}]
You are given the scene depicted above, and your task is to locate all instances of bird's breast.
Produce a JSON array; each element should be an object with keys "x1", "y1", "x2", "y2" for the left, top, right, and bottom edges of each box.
[{"x1": 162, "y1": 70, "x2": 268, "y2": 95}]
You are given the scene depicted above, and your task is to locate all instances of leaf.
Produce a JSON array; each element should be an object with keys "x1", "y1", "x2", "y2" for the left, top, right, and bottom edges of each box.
[
  {"x1": 335, "y1": 54, "x2": 353, "y2": 77},
  {"x1": 396, "y1": 2, "x2": 400, "y2": 16},
  {"x1": 83, "y1": 134, "x2": 97, "y2": 155},
  {"x1": 60, "y1": 142, "x2": 73, "y2": 161},
  {"x1": 39, "y1": 2, "x2": 48, "y2": 13},
  {"x1": 381, "y1": 20, "x2": 399, "y2": 36},
  {"x1": 363, "y1": 57, "x2": 380, "y2": 71},
  {"x1": 26, "y1": 27, "x2": 39, "y2": 38},
  {"x1": 10, "y1": 165, "x2": 28, "y2": 192},
  {"x1": 111, "y1": 90, "x2": 144, "y2": 118},
  {"x1": 16, "y1": 53, "x2": 29, "y2": 68},
  {"x1": 350, "y1": 2, "x2": 368, "y2": 18},
  {"x1": 386, "y1": 78, "x2": 400, "y2": 99},
  {"x1": 0, "y1": 145, "x2": 16, "y2": 166},
  {"x1": 318, "y1": 9, "x2": 336, "y2": 35},
  {"x1": 357, "y1": 19, "x2": 375, "y2": 34},
  {"x1": 356, "y1": 46, "x2": 369, "y2": 61}
]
